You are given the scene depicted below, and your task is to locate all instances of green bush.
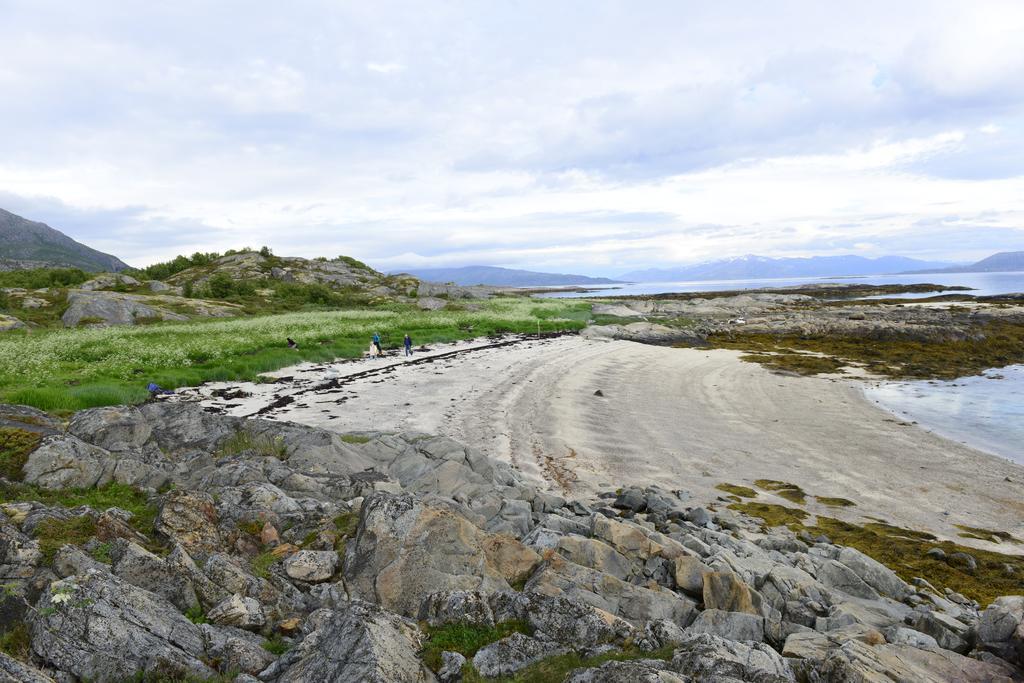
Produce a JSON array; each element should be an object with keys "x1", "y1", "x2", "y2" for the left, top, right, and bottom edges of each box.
[{"x1": 0, "y1": 267, "x2": 92, "y2": 289}]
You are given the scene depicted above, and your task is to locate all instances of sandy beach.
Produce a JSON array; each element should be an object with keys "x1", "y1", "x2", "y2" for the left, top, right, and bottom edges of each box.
[{"x1": 178, "y1": 334, "x2": 1024, "y2": 549}]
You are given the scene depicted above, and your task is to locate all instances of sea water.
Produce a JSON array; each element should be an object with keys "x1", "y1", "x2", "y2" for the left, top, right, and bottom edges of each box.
[
  {"x1": 540, "y1": 270, "x2": 1024, "y2": 299},
  {"x1": 865, "y1": 366, "x2": 1024, "y2": 465}
]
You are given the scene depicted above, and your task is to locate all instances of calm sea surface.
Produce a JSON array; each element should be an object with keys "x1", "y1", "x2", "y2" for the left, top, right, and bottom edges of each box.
[
  {"x1": 865, "y1": 366, "x2": 1024, "y2": 466},
  {"x1": 541, "y1": 270, "x2": 1024, "y2": 464},
  {"x1": 540, "y1": 270, "x2": 1024, "y2": 299}
]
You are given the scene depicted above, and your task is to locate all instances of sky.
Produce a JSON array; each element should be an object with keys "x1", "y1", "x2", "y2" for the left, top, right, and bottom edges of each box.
[{"x1": 1, "y1": 1, "x2": 1023, "y2": 275}]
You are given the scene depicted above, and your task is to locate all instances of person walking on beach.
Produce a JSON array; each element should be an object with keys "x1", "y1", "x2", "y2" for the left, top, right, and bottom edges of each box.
[
  {"x1": 372, "y1": 332, "x2": 383, "y2": 356},
  {"x1": 403, "y1": 333, "x2": 413, "y2": 357},
  {"x1": 368, "y1": 339, "x2": 378, "y2": 358}
]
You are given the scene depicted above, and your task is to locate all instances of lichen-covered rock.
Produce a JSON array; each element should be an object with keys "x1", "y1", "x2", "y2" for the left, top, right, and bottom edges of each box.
[
  {"x1": 21, "y1": 434, "x2": 115, "y2": 489},
  {"x1": 199, "y1": 623, "x2": 276, "y2": 675},
  {"x1": 67, "y1": 406, "x2": 155, "y2": 454},
  {"x1": 110, "y1": 540, "x2": 199, "y2": 612},
  {"x1": 62, "y1": 290, "x2": 188, "y2": 327},
  {"x1": 526, "y1": 554, "x2": 697, "y2": 627},
  {"x1": 154, "y1": 490, "x2": 222, "y2": 561},
  {"x1": 207, "y1": 593, "x2": 266, "y2": 631},
  {"x1": 0, "y1": 652, "x2": 56, "y2": 682},
  {"x1": 344, "y1": 493, "x2": 514, "y2": 616},
  {"x1": 276, "y1": 600, "x2": 434, "y2": 682},
  {"x1": 472, "y1": 632, "x2": 568, "y2": 678},
  {"x1": 671, "y1": 633, "x2": 794, "y2": 682},
  {"x1": 284, "y1": 550, "x2": 339, "y2": 583},
  {"x1": 28, "y1": 572, "x2": 215, "y2": 682},
  {"x1": 564, "y1": 660, "x2": 689, "y2": 683}
]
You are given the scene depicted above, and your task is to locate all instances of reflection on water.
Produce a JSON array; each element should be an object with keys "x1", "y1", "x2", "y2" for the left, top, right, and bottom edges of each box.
[{"x1": 865, "y1": 365, "x2": 1024, "y2": 465}]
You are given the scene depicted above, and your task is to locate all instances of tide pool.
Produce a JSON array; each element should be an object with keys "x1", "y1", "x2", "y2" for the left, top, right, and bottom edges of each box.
[{"x1": 865, "y1": 365, "x2": 1024, "y2": 466}]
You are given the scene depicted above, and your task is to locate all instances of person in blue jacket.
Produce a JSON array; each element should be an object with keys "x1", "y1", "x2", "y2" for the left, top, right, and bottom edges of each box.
[
  {"x1": 404, "y1": 333, "x2": 413, "y2": 356},
  {"x1": 372, "y1": 332, "x2": 383, "y2": 356}
]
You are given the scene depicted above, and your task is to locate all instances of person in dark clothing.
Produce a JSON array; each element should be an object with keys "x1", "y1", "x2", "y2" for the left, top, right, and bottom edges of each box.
[
  {"x1": 403, "y1": 333, "x2": 413, "y2": 356},
  {"x1": 287, "y1": 337, "x2": 298, "y2": 349},
  {"x1": 372, "y1": 332, "x2": 383, "y2": 355}
]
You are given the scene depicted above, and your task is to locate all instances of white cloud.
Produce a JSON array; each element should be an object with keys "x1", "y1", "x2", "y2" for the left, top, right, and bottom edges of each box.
[{"x1": 0, "y1": 1, "x2": 1022, "y2": 273}]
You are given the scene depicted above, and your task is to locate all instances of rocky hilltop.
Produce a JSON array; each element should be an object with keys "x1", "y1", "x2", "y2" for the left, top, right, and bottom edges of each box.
[
  {"x1": 0, "y1": 401, "x2": 1021, "y2": 681},
  {"x1": 0, "y1": 250, "x2": 504, "y2": 331}
]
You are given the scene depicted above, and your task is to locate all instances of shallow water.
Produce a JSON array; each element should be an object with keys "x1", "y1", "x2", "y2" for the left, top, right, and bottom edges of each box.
[
  {"x1": 865, "y1": 365, "x2": 1024, "y2": 466},
  {"x1": 541, "y1": 270, "x2": 1024, "y2": 298}
]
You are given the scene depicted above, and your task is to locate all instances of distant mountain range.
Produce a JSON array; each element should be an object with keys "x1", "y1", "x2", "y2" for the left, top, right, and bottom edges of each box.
[
  {"x1": 396, "y1": 265, "x2": 624, "y2": 287},
  {"x1": 0, "y1": 208, "x2": 130, "y2": 272},
  {"x1": 903, "y1": 251, "x2": 1024, "y2": 274},
  {"x1": 619, "y1": 255, "x2": 957, "y2": 282}
]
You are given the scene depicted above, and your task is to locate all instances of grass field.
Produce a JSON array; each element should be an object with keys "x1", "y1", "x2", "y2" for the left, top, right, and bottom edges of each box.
[{"x1": 0, "y1": 298, "x2": 591, "y2": 412}]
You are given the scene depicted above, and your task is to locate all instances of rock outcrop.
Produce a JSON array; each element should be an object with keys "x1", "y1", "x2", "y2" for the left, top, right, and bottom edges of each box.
[{"x1": 0, "y1": 401, "x2": 1021, "y2": 682}]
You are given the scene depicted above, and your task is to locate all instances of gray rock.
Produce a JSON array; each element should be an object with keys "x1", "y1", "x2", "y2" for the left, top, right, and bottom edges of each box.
[
  {"x1": 21, "y1": 435, "x2": 115, "y2": 489},
  {"x1": 439, "y1": 651, "x2": 466, "y2": 682},
  {"x1": 67, "y1": 406, "x2": 155, "y2": 455},
  {"x1": 672, "y1": 555, "x2": 709, "y2": 597},
  {"x1": 564, "y1": 660, "x2": 686, "y2": 682},
  {"x1": 684, "y1": 507, "x2": 711, "y2": 527},
  {"x1": 0, "y1": 652, "x2": 56, "y2": 682},
  {"x1": 490, "y1": 591, "x2": 633, "y2": 647},
  {"x1": 277, "y1": 600, "x2": 433, "y2": 682},
  {"x1": 199, "y1": 624, "x2": 276, "y2": 675},
  {"x1": 62, "y1": 290, "x2": 187, "y2": 327},
  {"x1": 28, "y1": 572, "x2": 215, "y2": 682},
  {"x1": 672, "y1": 632, "x2": 794, "y2": 682},
  {"x1": 687, "y1": 609, "x2": 765, "y2": 642},
  {"x1": 526, "y1": 557, "x2": 697, "y2": 627},
  {"x1": 978, "y1": 595, "x2": 1024, "y2": 649},
  {"x1": 207, "y1": 594, "x2": 266, "y2": 631},
  {"x1": 283, "y1": 550, "x2": 339, "y2": 583},
  {"x1": 110, "y1": 541, "x2": 199, "y2": 612},
  {"x1": 836, "y1": 546, "x2": 911, "y2": 600},
  {"x1": 614, "y1": 488, "x2": 646, "y2": 512},
  {"x1": 344, "y1": 493, "x2": 514, "y2": 617},
  {"x1": 813, "y1": 558, "x2": 880, "y2": 600},
  {"x1": 472, "y1": 632, "x2": 567, "y2": 678},
  {"x1": 911, "y1": 610, "x2": 971, "y2": 654},
  {"x1": 417, "y1": 297, "x2": 447, "y2": 311}
]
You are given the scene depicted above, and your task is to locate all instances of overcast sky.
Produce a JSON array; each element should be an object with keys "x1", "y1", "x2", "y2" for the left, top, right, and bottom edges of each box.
[{"x1": 1, "y1": 1, "x2": 1023, "y2": 274}]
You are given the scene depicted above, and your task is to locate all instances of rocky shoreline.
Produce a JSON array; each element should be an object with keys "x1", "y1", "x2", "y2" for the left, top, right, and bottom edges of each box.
[{"x1": 0, "y1": 401, "x2": 1021, "y2": 681}]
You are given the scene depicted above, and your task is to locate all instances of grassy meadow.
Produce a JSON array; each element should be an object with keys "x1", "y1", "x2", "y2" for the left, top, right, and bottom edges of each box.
[{"x1": 0, "y1": 297, "x2": 591, "y2": 412}]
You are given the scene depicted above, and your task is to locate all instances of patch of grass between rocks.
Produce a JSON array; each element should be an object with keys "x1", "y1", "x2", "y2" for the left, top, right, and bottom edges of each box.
[
  {"x1": 714, "y1": 483, "x2": 757, "y2": 498},
  {"x1": 420, "y1": 620, "x2": 531, "y2": 672},
  {"x1": 0, "y1": 427, "x2": 41, "y2": 480}
]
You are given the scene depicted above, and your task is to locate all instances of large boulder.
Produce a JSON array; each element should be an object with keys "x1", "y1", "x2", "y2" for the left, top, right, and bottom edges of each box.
[
  {"x1": 28, "y1": 572, "x2": 215, "y2": 682},
  {"x1": 344, "y1": 493, "x2": 519, "y2": 616},
  {"x1": 62, "y1": 290, "x2": 187, "y2": 327},
  {"x1": 21, "y1": 435, "x2": 115, "y2": 489},
  {"x1": 687, "y1": 609, "x2": 765, "y2": 642},
  {"x1": 67, "y1": 406, "x2": 154, "y2": 455},
  {"x1": 276, "y1": 600, "x2": 434, "y2": 682}
]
